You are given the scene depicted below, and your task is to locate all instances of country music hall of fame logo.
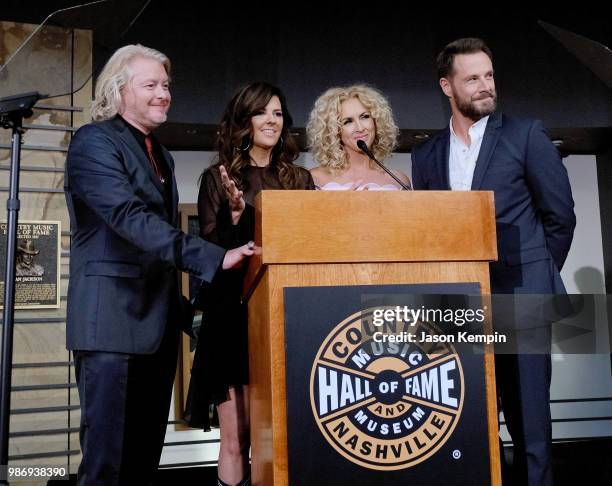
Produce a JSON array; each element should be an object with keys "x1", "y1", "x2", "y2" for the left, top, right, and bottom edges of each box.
[{"x1": 309, "y1": 307, "x2": 465, "y2": 471}]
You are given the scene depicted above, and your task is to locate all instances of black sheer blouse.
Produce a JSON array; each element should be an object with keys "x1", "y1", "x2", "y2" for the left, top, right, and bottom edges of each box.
[
  {"x1": 194, "y1": 163, "x2": 314, "y2": 309},
  {"x1": 198, "y1": 164, "x2": 315, "y2": 247}
]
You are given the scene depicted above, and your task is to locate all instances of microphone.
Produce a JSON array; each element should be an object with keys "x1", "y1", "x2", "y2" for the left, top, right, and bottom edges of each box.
[{"x1": 357, "y1": 140, "x2": 411, "y2": 190}]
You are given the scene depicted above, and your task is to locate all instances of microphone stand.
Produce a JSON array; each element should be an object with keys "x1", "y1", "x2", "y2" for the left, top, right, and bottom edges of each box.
[
  {"x1": 356, "y1": 140, "x2": 412, "y2": 190},
  {"x1": 0, "y1": 92, "x2": 42, "y2": 481}
]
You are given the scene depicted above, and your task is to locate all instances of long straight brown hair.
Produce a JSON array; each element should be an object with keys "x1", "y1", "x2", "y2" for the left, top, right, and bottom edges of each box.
[{"x1": 216, "y1": 82, "x2": 302, "y2": 191}]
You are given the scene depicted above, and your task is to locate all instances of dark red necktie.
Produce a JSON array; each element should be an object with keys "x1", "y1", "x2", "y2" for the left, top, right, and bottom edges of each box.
[{"x1": 144, "y1": 135, "x2": 165, "y2": 183}]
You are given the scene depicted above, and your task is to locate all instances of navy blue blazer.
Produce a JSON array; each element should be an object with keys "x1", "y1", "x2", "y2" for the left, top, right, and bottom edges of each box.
[
  {"x1": 412, "y1": 112, "x2": 575, "y2": 294},
  {"x1": 64, "y1": 117, "x2": 226, "y2": 354}
]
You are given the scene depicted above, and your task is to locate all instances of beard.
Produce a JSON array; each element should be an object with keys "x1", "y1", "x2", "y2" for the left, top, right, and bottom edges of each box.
[{"x1": 455, "y1": 89, "x2": 497, "y2": 120}]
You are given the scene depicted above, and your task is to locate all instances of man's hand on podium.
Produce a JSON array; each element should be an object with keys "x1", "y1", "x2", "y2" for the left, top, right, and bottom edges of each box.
[{"x1": 222, "y1": 241, "x2": 255, "y2": 269}]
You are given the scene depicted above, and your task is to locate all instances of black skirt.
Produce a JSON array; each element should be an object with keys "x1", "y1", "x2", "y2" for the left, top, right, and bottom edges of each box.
[{"x1": 184, "y1": 274, "x2": 249, "y2": 430}]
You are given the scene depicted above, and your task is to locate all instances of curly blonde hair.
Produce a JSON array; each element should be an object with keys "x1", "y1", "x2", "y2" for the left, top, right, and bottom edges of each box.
[
  {"x1": 306, "y1": 84, "x2": 398, "y2": 170},
  {"x1": 91, "y1": 44, "x2": 170, "y2": 121}
]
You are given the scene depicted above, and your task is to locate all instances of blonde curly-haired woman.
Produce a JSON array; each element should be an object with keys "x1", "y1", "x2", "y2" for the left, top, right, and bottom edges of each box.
[{"x1": 307, "y1": 84, "x2": 411, "y2": 190}]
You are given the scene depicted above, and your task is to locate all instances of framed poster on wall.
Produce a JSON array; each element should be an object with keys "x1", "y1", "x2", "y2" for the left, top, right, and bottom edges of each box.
[{"x1": 0, "y1": 220, "x2": 61, "y2": 309}]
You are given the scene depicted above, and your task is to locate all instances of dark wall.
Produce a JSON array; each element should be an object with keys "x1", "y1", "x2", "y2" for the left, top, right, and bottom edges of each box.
[
  {"x1": 3, "y1": 2, "x2": 611, "y2": 129},
  {"x1": 597, "y1": 149, "x2": 612, "y2": 293}
]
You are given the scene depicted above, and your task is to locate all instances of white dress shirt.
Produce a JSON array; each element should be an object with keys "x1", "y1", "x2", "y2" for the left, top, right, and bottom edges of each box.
[{"x1": 448, "y1": 115, "x2": 489, "y2": 191}]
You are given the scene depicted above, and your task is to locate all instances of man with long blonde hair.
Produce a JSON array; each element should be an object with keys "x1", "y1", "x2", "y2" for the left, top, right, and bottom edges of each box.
[{"x1": 64, "y1": 44, "x2": 253, "y2": 485}]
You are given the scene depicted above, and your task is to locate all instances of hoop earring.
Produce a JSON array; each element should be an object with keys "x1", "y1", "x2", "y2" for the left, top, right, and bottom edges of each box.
[
  {"x1": 233, "y1": 136, "x2": 251, "y2": 153},
  {"x1": 241, "y1": 137, "x2": 251, "y2": 152},
  {"x1": 275, "y1": 136, "x2": 284, "y2": 151}
]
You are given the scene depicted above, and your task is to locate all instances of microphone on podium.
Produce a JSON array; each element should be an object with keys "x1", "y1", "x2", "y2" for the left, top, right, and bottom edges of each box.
[{"x1": 357, "y1": 140, "x2": 412, "y2": 190}]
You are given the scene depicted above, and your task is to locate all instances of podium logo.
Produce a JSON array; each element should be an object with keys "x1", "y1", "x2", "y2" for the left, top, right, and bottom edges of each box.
[{"x1": 309, "y1": 308, "x2": 464, "y2": 471}]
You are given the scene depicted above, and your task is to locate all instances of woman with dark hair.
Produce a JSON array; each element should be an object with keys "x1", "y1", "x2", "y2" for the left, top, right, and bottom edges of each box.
[{"x1": 185, "y1": 82, "x2": 314, "y2": 486}]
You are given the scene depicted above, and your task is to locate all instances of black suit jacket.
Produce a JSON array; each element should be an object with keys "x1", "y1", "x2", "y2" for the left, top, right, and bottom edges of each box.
[
  {"x1": 412, "y1": 112, "x2": 575, "y2": 295},
  {"x1": 64, "y1": 117, "x2": 226, "y2": 354}
]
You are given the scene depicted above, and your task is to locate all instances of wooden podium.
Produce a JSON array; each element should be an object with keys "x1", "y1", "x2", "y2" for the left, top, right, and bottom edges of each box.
[{"x1": 244, "y1": 191, "x2": 500, "y2": 486}]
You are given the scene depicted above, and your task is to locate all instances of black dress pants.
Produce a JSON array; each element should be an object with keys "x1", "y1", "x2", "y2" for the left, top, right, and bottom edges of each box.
[
  {"x1": 496, "y1": 325, "x2": 553, "y2": 486},
  {"x1": 73, "y1": 324, "x2": 179, "y2": 486}
]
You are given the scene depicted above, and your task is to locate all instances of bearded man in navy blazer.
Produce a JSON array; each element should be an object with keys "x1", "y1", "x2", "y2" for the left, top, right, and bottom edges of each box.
[
  {"x1": 64, "y1": 44, "x2": 253, "y2": 485},
  {"x1": 412, "y1": 38, "x2": 575, "y2": 485}
]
